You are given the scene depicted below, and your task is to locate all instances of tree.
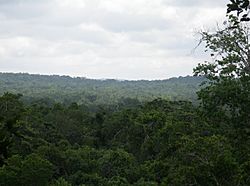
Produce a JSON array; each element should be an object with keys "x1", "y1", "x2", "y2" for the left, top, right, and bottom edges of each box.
[
  {"x1": 0, "y1": 93, "x2": 25, "y2": 166},
  {"x1": 0, "y1": 154, "x2": 54, "y2": 186},
  {"x1": 166, "y1": 135, "x2": 238, "y2": 185},
  {"x1": 194, "y1": 2, "x2": 250, "y2": 163},
  {"x1": 98, "y1": 149, "x2": 136, "y2": 180}
]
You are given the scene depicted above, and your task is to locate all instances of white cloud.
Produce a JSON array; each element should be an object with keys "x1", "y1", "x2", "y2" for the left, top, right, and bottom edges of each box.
[
  {"x1": 56, "y1": 0, "x2": 86, "y2": 9},
  {"x1": 0, "y1": 0, "x2": 230, "y2": 79}
]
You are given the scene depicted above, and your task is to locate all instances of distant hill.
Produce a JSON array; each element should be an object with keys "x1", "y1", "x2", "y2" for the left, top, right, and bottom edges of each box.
[{"x1": 0, "y1": 73, "x2": 205, "y2": 105}]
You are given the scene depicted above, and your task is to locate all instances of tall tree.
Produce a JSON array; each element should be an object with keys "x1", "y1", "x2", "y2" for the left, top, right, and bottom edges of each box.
[
  {"x1": 0, "y1": 93, "x2": 25, "y2": 166},
  {"x1": 194, "y1": 8, "x2": 250, "y2": 160}
]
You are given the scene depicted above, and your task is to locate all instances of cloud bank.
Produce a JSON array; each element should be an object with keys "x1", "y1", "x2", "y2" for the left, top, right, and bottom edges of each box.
[{"x1": 0, "y1": 0, "x2": 228, "y2": 79}]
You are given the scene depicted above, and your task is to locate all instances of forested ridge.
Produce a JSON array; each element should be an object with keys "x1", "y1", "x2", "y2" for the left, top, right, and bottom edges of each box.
[
  {"x1": 1, "y1": 1, "x2": 250, "y2": 185},
  {"x1": 0, "y1": 73, "x2": 204, "y2": 105}
]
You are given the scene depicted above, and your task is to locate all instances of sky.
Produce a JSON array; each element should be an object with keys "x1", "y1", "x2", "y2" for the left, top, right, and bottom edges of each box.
[{"x1": 0, "y1": 0, "x2": 228, "y2": 80}]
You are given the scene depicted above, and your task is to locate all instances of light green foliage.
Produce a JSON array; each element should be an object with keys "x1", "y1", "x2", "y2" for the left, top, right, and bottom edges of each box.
[
  {"x1": 0, "y1": 73, "x2": 203, "y2": 105},
  {"x1": 50, "y1": 177, "x2": 72, "y2": 186},
  {"x1": 106, "y1": 176, "x2": 129, "y2": 186},
  {"x1": 134, "y1": 178, "x2": 158, "y2": 186}
]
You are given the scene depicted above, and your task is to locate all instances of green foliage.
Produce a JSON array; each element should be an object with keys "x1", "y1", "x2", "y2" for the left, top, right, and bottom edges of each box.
[
  {"x1": 0, "y1": 73, "x2": 204, "y2": 105},
  {"x1": 0, "y1": 91, "x2": 248, "y2": 185},
  {"x1": 0, "y1": 93, "x2": 25, "y2": 166},
  {"x1": 1, "y1": 3, "x2": 250, "y2": 184},
  {"x1": 194, "y1": 12, "x2": 250, "y2": 160},
  {"x1": 192, "y1": 2, "x2": 250, "y2": 185},
  {"x1": 50, "y1": 177, "x2": 72, "y2": 186},
  {"x1": 168, "y1": 135, "x2": 238, "y2": 185},
  {"x1": 227, "y1": 0, "x2": 250, "y2": 21},
  {"x1": 194, "y1": 15, "x2": 250, "y2": 80},
  {"x1": 133, "y1": 178, "x2": 158, "y2": 186},
  {"x1": 106, "y1": 176, "x2": 129, "y2": 186},
  {"x1": 98, "y1": 149, "x2": 136, "y2": 181},
  {"x1": 0, "y1": 154, "x2": 54, "y2": 186}
]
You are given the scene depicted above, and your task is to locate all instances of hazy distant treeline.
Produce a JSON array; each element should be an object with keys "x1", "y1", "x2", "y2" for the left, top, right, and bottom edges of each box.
[{"x1": 0, "y1": 73, "x2": 204, "y2": 105}]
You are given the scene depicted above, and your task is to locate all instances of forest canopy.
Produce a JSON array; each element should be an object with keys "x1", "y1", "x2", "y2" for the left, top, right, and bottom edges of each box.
[
  {"x1": 0, "y1": 0, "x2": 250, "y2": 185},
  {"x1": 0, "y1": 73, "x2": 204, "y2": 106}
]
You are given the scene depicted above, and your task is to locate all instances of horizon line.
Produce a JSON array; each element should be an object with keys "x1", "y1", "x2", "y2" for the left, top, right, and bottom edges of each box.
[{"x1": 0, "y1": 71, "x2": 196, "y2": 82}]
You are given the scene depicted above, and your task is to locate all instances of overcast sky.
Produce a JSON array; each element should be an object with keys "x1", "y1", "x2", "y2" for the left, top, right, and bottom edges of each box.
[{"x1": 0, "y1": 0, "x2": 228, "y2": 80}]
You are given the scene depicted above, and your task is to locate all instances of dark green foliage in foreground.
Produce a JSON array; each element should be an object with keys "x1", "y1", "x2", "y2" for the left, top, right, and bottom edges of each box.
[
  {"x1": 227, "y1": 0, "x2": 250, "y2": 21},
  {"x1": 0, "y1": 92, "x2": 249, "y2": 185},
  {"x1": 0, "y1": 73, "x2": 204, "y2": 105},
  {"x1": 0, "y1": 93, "x2": 25, "y2": 166}
]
